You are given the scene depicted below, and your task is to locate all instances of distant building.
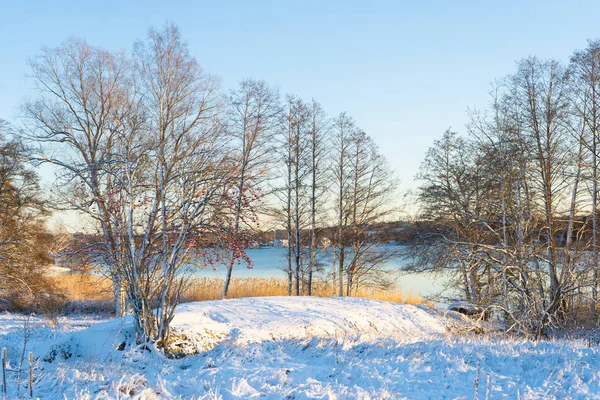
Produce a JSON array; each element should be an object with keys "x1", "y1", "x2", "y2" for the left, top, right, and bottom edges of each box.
[
  {"x1": 319, "y1": 237, "x2": 332, "y2": 248},
  {"x1": 273, "y1": 239, "x2": 288, "y2": 248}
]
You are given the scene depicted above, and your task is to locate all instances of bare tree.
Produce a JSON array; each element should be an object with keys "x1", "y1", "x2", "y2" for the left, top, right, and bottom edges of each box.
[
  {"x1": 122, "y1": 23, "x2": 229, "y2": 344},
  {"x1": 24, "y1": 38, "x2": 132, "y2": 315},
  {"x1": 24, "y1": 24, "x2": 236, "y2": 346},
  {"x1": 306, "y1": 99, "x2": 330, "y2": 295},
  {"x1": 331, "y1": 114, "x2": 398, "y2": 296},
  {"x1": 415, "y1": 58, "x2": 583, "y2": 336},
  {"x1": 510, "y1": 57, "x2": 573, "y2": 329},
  {"x1": 414, "y1": 128, "x2": 497, "y2": 304},
  {"x1": 278, "y1": 96, "x2": 311, "y2": 295},
  {"x1": 331, "y1": 113, "x2": 355, "y2": 296},
  {"x1": 221, "y1": 79, "x2": 280, "y2": 298},
  {"x1": 570, "y1": 41, "x2": 600, "y2": 315}
]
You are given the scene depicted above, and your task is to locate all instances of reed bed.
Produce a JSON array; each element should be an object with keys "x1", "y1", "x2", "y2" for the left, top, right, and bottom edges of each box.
[
  {"x1": 50, "y1": 273, "x2": 114, "y2": 301},
  {"x1": 50, "y1": 274, "x2": 430, "y2": 310},
  {"x1": 183, "y1": 277, "x2": 430, "y2": 306}
]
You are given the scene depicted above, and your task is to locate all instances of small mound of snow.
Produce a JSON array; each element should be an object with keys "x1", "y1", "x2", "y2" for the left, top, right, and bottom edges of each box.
[
  {"x1": 173, "y1": 296, "x2": 447, "y2": 346},
  {"x1": 36, "y1": 297, "x2": 449, "y2": 362}
]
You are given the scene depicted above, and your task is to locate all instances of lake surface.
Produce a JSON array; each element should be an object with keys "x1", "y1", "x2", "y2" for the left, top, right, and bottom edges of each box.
[{"x1": 194, "y1": 246, "x2": 449, "y2": 301}]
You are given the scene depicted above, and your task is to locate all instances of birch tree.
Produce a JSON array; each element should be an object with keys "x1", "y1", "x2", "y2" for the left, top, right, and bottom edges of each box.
[
  {"x1": 416, "y1": 59, "x2": 581, "y2": 336},
  {"x1": 570, "y1": 41, "x2": 600, "y2": 315},
  {"x1": 25, "y1": 24, "x2": 234, "y2": 346},
  {"x1": 124, "y1": 23, "x2": 228, "y2": 344},
  {"x1": 279, "y1": 96, "x2": 311, "y2": 295},
  {"x1": 24, "y1": 38, "x2": 132, "y2": 316},
  {"x1": 222, "y1": 79, "x2": 280, "y2": 298},
  {"x1": 331, "y1": 114, "x2": 398, "y2": 296},
  {"x1": 331, "y1": 113, "x2": 355, "y2": 296},
  {"x1": 306, "y1": 99, "x2": 330, "y2": 295},
  {"x1": 510, "y1": 57, "x2": 573, "y2": 327}
]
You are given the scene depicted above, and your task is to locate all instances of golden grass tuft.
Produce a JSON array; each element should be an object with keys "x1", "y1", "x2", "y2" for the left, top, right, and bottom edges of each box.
[
  {"x1": 353, "y1": 287, "x2": 430, "y2": 306},
  {"x1": 50, "y1": 273, "x2": 113, "y2": 301},
  {"x1": 50, "y1": 274, "x2": 431, "y2": 307}
]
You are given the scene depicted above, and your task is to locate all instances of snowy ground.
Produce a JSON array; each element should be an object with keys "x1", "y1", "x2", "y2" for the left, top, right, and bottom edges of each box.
[{"x1": 2, "y1": 297, "x2": 600, "y2": 399}]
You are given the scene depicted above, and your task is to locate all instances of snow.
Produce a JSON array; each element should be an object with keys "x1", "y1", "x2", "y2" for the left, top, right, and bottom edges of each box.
[
  {"x1": 46, "y1": 265, "x2": 72, "y2": 275},
  {"x1": 1, "y1": 297, "x2": 600, "y2": 399}
]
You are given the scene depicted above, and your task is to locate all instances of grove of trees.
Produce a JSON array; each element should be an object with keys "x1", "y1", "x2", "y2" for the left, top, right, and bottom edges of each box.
[
  {"x1": 413, "y1": 40, "x2": 600, "y2": 337},
  {"x1": 0, "y1": 23, "x2": 398, "y2": 347}
]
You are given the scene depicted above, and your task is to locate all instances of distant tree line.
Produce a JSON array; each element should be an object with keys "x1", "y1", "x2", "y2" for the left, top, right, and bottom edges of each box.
[{"x1": 413, "y1": 40, "x2": 600, "y2": 337}]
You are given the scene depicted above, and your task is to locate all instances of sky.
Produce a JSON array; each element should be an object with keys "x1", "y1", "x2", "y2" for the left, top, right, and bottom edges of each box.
[{"x1": 1, "y1": 0, "x2": 600, "y2": 225}]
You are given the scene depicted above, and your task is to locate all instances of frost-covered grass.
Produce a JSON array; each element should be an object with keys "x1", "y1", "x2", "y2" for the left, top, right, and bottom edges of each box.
[{"x1": 2, "y1": 297, "x2": 600, "y2": 399}]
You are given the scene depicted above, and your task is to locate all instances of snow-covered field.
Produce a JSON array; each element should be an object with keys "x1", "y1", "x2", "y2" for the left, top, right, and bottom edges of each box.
[{"x1": 2, "y1": 297, "x2": 600, "y2": 399}]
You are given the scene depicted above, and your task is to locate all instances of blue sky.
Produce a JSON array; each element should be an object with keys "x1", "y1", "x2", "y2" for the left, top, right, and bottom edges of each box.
[{"x1": 1, "y1": 0, "x2": 599, "y2": 196}]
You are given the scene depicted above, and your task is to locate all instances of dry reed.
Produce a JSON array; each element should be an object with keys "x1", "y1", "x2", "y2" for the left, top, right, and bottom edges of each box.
[
  {"x1": 50, "y1": 274, "x2": 431, "y2": 308},
  {"x1": 50, "y1": 273, "x2": 113, "y2": 301},
  {"x1": 183, "y1": 277, "x2": 430, "y2": 306}
]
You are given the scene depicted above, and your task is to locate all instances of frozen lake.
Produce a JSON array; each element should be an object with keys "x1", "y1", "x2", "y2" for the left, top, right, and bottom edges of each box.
[{"x1": 194, "y1": 246, "x2": 449, "y2": 301}]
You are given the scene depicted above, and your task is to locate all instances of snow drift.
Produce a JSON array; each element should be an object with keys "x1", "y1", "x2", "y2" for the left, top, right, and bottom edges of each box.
[{"x1": 35, "y1": 296, "x2": 449, "y2": 362}]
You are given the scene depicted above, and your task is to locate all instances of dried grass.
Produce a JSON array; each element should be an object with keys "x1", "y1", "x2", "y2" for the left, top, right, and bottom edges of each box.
[
  {"x1": 50, "y1": 273, "x2": 113, "y2": 301},
  {"x1": 50, "y1": 274, "x2": 431, "y2": 310},
  {"x1": 183, "y1": 277, "x2": 430, "y2": 306}
]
